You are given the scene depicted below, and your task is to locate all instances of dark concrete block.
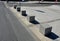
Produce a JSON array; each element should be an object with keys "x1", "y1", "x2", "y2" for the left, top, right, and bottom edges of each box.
[
  {"x1": 16, "y1": 7, "x2": 21, "y2": 12},
  {"x1": 14, "y1": 5, "x2": 17, "y2": 9},
  {"x1": 27, "y1": 16, "x2": 35, "y2": 22},
  {"x1": 40, "y1": 23, "x2": 52, "y2": 36},
  {"x1": 21, "y1": 10, "x2": 27, "y2": 16}
]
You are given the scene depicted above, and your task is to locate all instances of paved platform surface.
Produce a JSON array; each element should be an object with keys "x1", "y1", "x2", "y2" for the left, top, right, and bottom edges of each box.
[
  {"x1": 21, "y1": 5, "x2": 60, "y2": 41},
  {"x1": 5, "y1": 1, "x2": 60, "y2": 41},
  {"x1": 8, "y1": 7, "x2": 52, "y2": 41}
]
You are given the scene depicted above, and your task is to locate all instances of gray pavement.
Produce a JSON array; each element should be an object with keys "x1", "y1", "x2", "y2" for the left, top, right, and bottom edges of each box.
[
  {"x1": 0, "y1": 2, "x2": 37, "y2": 41},
  {"x1": 0, "y1": 2, "x2": 18, "y2": 41},
  {"x1": 21, "y1": 5, "x2": 60, "y2": 41},
  {"x1": 6, "y1": 1, "x2": 60, "y2": 7},
  {"x1": 7, "y1": 3, "x2": 53, "y2": 7}
]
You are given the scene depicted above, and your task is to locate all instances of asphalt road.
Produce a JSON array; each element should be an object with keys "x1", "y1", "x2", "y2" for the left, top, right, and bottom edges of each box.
[{"x1": 0, "y1": 2, "x2": 37, "y2": 41}]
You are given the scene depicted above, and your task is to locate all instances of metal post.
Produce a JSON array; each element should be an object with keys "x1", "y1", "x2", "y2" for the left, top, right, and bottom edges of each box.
[
  {"x1": 41, "y1": 0, "x2": 43, "y2": 2},
  {"x1": 7, "y1": 0, "x2": 8, "y2": 3},
  {"x1": 56, "y1": 0, "x2": 58, "y2": 2},
  {"x1": 22, "y1": 0, "x2": 24, "y2": 2}
]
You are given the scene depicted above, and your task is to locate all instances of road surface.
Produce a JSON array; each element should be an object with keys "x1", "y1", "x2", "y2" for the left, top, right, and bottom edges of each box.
[{"x1": 0, "y1": 2, "x2": 37, "y2": 41}]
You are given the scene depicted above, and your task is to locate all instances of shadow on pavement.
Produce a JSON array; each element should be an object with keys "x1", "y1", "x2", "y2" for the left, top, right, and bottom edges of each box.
[
  {"x1": 30, "y1": 20, "x2": 40, "y2": 25},
  {"x1": 35, "y1": 10, "x2": 45, "y2": 13},
  {"x1": 45, "y1": 32, "x2": 59, "y2": 40}
]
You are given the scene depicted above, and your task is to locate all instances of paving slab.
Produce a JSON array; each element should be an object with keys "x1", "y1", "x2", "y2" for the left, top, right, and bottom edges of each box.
[
  {"x1": 21, "y1": 6, "x2": 60, "y2": 23},
  {"x1": 8, "y1": 6, "x2": 53, "y2": 41},
  {"x1": 5, "y1": 2, "x2": 60, "y2": 41},
  {"x1": 21, "y1": 6, "x2": 60, "y2": 41}
]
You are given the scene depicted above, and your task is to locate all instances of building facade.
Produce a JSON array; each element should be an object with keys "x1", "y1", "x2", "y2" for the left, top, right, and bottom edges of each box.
[
  {"x1": 21, "y1": 0, "x2": 55, "y2": 1},
  {"x1": 1, "y1": 0, "x2": 60, "y2": 2}
]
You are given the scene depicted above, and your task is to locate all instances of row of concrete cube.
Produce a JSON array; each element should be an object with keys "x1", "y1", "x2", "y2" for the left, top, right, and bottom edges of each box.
[{"x1": 14, "y1": 4, "x2": 52, "y2": 36}]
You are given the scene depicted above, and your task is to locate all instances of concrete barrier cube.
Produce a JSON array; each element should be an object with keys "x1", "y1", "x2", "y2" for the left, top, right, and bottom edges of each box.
[
  {"x1": 40, "y1": 23, "x2": 52, "y2": 36},
  {"x1": 16, "y1": 6, "x2": 21, "y2": 12},
  {"x1": 14, "y1": 5, "x2": 17, "y2": 9},
  {"x1": 21, "y1": 10, "x2": 27, "y2": 16},
  {"x1": 27, "y1": 15, "x2": 35, "y2": 22}
]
